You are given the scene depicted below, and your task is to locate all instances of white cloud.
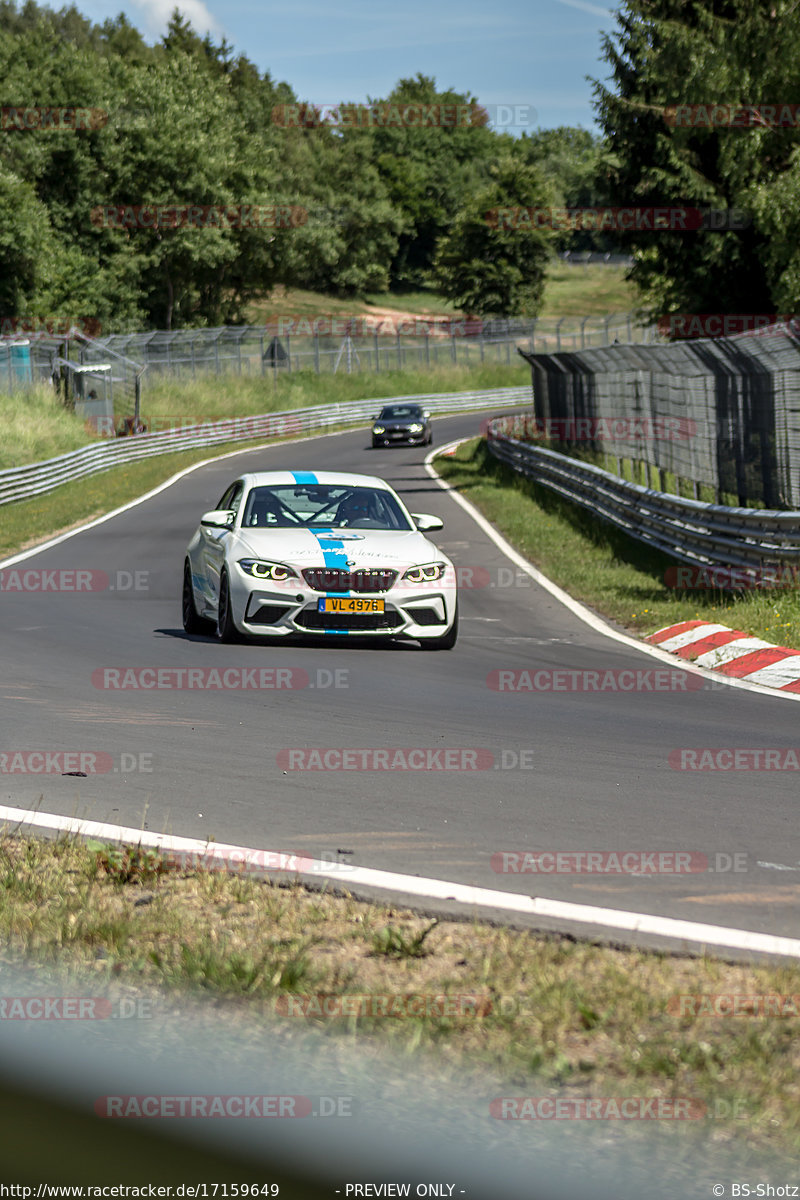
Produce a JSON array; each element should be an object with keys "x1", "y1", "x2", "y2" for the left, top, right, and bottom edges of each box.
[
  {"x1": 130, "y1": 0, "x2": 223, "y2": 38},
  {"x1": 556, "y1": 0, "x2": 613, "y2": 18}
]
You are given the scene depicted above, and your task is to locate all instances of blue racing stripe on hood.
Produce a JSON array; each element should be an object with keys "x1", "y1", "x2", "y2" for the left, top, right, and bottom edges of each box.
[{"x1": 310, "y1": 527, "x2": 349, "y2": 574}]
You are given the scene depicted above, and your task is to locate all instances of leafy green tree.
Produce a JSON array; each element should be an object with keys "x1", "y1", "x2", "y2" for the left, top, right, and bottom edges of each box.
[
  {"x1": 0, "y1": 165, "x2": 55, "y2": 317},
  {"x1": 591, "y1": 0, "x2": 800, "y2": 321},
  {"x1": 359, "y1": 74, "x2": 500, "y2": 290},
  {"x1": 432, "y1": 157, "x2": 553, "y2": 316},
  {"x1": 513, "y1": 126, "x2": 611, "y2": 253}
]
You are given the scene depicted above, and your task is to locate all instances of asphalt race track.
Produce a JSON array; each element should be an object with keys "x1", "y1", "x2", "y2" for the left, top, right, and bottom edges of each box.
[{"x1": 2, "y1": 409, "x2": 800, "y2": 955}]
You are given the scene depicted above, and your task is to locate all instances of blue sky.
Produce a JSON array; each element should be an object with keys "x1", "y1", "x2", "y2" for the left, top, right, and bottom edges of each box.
[{"x1": 73, "y1": 0, "x2": 619, "y2": 131}]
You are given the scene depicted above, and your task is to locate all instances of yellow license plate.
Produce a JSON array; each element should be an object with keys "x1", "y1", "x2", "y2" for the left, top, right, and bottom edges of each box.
[{"x1": 318, "y1": 597, "x2": 385, "y2": 614}]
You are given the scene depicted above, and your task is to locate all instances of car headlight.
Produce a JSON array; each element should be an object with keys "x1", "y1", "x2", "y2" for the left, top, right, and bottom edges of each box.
[
  {"x1": 238, "y1": 559, "x2": 298, "y2": 581},
  {"x1": 402, "y1": 562, "x2": 447, "y2": 583},
  {"x1": 407, "y1": 423, "x2": 423, "y2": 433},
  {"x1": 373, "y1": 425, "x2": 385, "y2": 434}
]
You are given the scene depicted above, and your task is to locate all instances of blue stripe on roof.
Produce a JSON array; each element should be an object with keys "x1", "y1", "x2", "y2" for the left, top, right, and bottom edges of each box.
[{"x1": 291, "y1": 471, "x2": 318, "y2": 484}]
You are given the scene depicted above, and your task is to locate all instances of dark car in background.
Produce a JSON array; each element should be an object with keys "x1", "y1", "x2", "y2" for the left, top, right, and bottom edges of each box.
[{"x1": 371, "y1": 403, "x2": 432, "y2": 448}]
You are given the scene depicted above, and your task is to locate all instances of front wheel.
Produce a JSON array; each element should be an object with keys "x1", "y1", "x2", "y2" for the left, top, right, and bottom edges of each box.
[
  {"x1": 420, "y1": 604, "x2": 458, "y2": 650},
  {"x1": 216, "y1": 570, "x2": 243, "y2": 643}
]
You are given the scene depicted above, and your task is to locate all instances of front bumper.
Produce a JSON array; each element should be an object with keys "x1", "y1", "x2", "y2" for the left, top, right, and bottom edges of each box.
[
  {"x1": 234, "y1": 578, "x2": 455, "y2": 639},
  {"x1": 372, "y1": 428, "x2": 428, "y2": 445}
]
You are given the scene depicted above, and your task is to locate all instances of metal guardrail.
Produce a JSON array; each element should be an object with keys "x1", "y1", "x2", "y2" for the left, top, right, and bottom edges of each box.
[
  {"x1": 0, "y1": 387, "x2": 529, "y2": 508},
  {"x1": 486, "y1": 418, "x2": 800, "y2": 582}
]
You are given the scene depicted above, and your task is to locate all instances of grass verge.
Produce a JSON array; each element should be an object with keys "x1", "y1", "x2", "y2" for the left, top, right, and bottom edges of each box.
[
  {"x1": 536, "y1": 263, "x2": 638, "y2": 319},
  {"x1": 434, "y1": 438, "x2": 800, "y2": 650},
  {"x1": 0, "y1": 830, "x2": 797, "y2": 1164}
]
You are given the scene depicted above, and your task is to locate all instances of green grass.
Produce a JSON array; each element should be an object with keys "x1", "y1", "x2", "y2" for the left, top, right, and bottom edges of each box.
[
  {"x1": 538, "y1": 263, "x2": 639, "y2": 319},
  {"x1": 435, "y1": 438, "x2": 800, "y2": 649},
  {"x1": 246, "y1": 268, "x2": 640, "y2": 324},
  {"x1": 246, "y1": 285, "x2": 463, "y2": 323},
  {"x1": 1, "y1": 362, "x2": 529, "y2": 473},
  {"x1": 137, "y1": 361, "x2": 529, "y2": 429},
  {"x1": 1, "y1": 830, "x2": 799, "y2": 1165},
  {"x1": 0, "y1": 385, "x2": 106, "y2": 469}
]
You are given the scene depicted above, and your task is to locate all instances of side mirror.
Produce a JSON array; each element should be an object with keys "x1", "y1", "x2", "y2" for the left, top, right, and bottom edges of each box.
[
  {"x1": 201, "y1": 509, "x2": 234, "y2": 528},
  {"x1": 422, "y1": 411, "x2": 430, "y2": 419},
  {"x1": 412, "y1": 513, "x2": 444, "y2": 532}
]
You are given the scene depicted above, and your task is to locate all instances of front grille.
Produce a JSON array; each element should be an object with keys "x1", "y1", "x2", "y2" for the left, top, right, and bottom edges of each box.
[
  {"x1": 302, "y1": 567, "x2": 397, "y2": 593},
  {"x1": 295, "y1": 608, "x2": 404, "y2": 632},
  {"x1": 248, "y1": 604, "x2": 291, "y2": 625}
]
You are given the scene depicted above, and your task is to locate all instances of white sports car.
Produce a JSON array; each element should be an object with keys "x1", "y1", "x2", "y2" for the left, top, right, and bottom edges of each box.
[{"x1": 182, "y1": 470, "x2": 458, "y2": 649}]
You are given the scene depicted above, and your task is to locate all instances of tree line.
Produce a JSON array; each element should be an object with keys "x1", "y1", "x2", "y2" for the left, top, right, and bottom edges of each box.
[
  {"x1": 0, "y1": 3, "x2": 610, "y2": 330},
  {"x1": 0, "y1": 0, "x2": 794, "y2": 332}
]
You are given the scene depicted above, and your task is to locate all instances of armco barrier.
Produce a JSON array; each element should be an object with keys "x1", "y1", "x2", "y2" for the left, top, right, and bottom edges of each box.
[
  {"x1": 0, "y1": 387, "x2": 529, "y2": 508},
  {"x1": 486, "y1": 418, "x2": 800, "y2": 583}
]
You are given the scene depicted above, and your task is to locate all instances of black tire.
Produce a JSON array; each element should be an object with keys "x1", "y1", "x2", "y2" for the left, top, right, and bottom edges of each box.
[
  {"x1": 216, "y1": 570, "x2": 243, "y2": 643},
  {"x1": 420, "y1": 603, "x2": 458, "y2": 650},
  {"x1": 182, "y1": 561, "x2": 212, "y2": 635}
]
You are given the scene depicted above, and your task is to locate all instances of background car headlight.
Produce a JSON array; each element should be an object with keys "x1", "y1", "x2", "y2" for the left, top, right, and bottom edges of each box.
[
  {"x1": 402, "y1": 562, "x2": 447, "y2": 583},
  {"x1": 238, "y1": 559, "x2": 298, "y2": 581},
  {"x1": 407, "y1": 423, "x2": 423, "y2": 433},
  {"x1": 372, "y1": 425, "x2": 385, "y2": 434}
]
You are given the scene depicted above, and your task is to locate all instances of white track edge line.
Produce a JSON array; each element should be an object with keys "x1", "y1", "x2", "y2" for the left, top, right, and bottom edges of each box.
[
  {"x1": 425, "y1": 438, "x2": 800, "y2": 704},
  {"x1": 2, "y1": 803, "x2": 798, "y2": 958}
]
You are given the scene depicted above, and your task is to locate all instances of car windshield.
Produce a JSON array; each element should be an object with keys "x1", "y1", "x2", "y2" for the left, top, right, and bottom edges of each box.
[
  {"x1": 240, "y1": 484, "x2": 415, "y2": 531},
  {"x1": 378, "y1": 405, "x2": 423, "y2": 420}
]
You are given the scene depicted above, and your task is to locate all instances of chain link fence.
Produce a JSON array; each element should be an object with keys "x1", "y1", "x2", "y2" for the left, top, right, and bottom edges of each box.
[
  {"x1": 520, "y1": 324, "x2": 800, "y2": 509},
  {"x1": 0, "y1": 331, "x2": 144, "y2": 432},
  {"x1": 87, "y1": 314, "x2": 655, "y2": 383}
]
